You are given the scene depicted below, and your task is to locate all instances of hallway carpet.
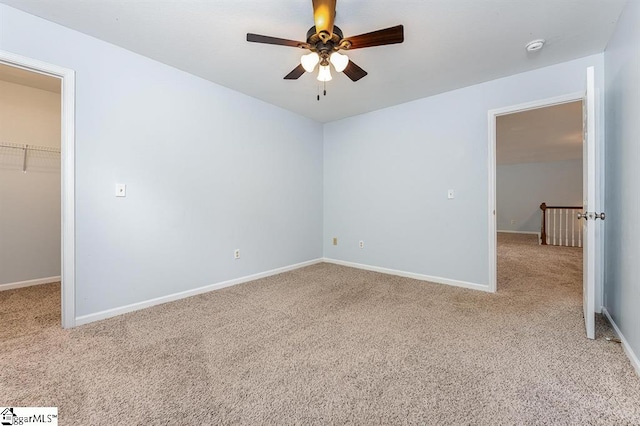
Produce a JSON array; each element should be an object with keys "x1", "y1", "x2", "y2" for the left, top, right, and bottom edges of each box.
[{"x1": 1, "y1": 234, "x2": 639, "y2": 424}]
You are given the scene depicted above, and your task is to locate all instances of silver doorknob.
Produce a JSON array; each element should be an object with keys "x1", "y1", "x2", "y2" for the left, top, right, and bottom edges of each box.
[
  {"x1": 595, "y1": 212, "x2": 605, "y2": 220},
  {"x1": 577, "y1": 212, "x2": 588, "y2": 220}
]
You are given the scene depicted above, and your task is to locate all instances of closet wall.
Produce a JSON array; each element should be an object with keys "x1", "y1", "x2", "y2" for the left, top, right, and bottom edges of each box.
[{"x1": 0, "y1": 78, "x2": 61, "y2": 286}]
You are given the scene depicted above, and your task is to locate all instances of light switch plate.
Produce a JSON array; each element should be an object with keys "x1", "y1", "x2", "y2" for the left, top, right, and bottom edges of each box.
[
  {"x1": 447, "y1": 189, "x2": 455, "y2": 199},
  {"x1": 116, "y1": 184, "x2": 126, "y2": 197}
]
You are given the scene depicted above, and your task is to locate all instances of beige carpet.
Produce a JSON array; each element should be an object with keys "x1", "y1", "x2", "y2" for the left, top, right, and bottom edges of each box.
[{"x1": 1, "y1": 234, "x2": 639, "y2": 424}]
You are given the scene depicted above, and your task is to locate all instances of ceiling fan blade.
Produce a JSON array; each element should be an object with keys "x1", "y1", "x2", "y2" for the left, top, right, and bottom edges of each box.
[
  {"x1": 342, "y1": 25, "x2": 404, "y2": 50},
  {"x1": 284, "y1": 64, "x2": 306, "y2": 80},
  {"x1": 343, "y1": 60, "x2": 367, "y2": 82},
  {"x1": 246, "y1": 33, "x2": 308, "y2": 48},
  {"x1": 312, "y1": 0, "x2": 336, "y2": 42}
]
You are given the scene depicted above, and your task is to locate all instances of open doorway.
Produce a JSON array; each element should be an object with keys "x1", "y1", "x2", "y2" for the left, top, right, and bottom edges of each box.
[
  {"x1": 488, "y1": 68, "x2": 602, "y2": 340},
  {"x1": 497, "y1": 101, "x2": 584, "y2": 245},
  {"x1": 0, "y1": 51, "x2": 75, "y2": 328},
  {"x1": 0, "y1": 64, "x2": 62, "y2": 331},
  {"x1": 494, "y1": 100, "x2": 584, "y2": 301}
]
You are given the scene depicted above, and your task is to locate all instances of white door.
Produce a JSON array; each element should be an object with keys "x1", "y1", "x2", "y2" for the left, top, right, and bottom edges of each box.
[{"x1": 582, "y1": 66, "x2": 596, "y2": 339}]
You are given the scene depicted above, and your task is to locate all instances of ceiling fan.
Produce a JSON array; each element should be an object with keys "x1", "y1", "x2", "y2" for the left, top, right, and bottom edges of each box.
[{"x1": 246, "y1": 0, "x2": 404, "y2": 83}]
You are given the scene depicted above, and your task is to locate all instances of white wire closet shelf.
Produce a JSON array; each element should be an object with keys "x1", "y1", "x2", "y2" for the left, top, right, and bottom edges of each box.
[{"x1": 0, "y1": 141, "x2": 61, "y2": 172}]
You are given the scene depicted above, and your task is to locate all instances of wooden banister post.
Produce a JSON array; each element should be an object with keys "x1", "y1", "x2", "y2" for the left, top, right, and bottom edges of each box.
[{"x1": 540, "y1": 203, "x2": 547, "y2": 245}]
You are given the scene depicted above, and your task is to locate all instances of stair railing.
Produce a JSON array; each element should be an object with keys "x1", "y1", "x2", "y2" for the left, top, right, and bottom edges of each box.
[{"x1": 540, "y1": 202, "x2": 584, "y2": 247}]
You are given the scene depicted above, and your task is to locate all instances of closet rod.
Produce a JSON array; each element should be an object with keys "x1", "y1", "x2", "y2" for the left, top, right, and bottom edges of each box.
[
  {"x1": 0, "y1": 142, "x2": 61, "y2": 173},
  {"x1": 0, "y1": 142, "x2": 61, "y2": 154}
]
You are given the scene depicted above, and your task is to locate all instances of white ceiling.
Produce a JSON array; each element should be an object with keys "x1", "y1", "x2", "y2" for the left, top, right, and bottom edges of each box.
[
  {"x1": 0, "y1": 63, "x2": 61, "y2": 93},
  {"x1": 497, "y1": 101, "x2": 583, "y2": 165},
  {"x1": 0, "y1": 0, "x2": 626, "y2": 122}
]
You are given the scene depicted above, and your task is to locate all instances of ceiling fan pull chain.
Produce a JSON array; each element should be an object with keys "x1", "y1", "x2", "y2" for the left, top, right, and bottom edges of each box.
[
  {"x1": 317, "y1": 83, "x2": 320, "y2": 101},
  {"x1": 324, "y1": 80, "x2": 327, "y2": 97}
]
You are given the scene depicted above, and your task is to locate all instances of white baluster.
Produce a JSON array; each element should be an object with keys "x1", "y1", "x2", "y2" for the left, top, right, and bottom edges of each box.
[
  {"x1": 572, "y1": 211, "x2": 575, "y2": 247},
  {"x1": 559, "y1": 209, "x2": 563, "y2": 246},
  {"x1": 546, "y1": 211, "x2": 550, "y2": 244},
  {"x1": 578, "y1": 216, "x2": 582, "y2": 248},
  {"x1": 565, "y1": 209, "x2": 569, "y2": 246},
  {"x1": 553, "y1": 209, "x2": 556, "y2": 245}
]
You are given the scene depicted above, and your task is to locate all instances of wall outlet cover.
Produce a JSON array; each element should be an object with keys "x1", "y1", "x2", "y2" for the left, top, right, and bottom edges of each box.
[{"x1": 115, "y1": 183, "x2": 126, "y2": 197}]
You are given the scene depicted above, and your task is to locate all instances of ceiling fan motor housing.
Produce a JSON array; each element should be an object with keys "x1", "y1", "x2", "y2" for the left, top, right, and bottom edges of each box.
[{"x1": 306, "y1": 26, "x2": 345, "y2": 65}]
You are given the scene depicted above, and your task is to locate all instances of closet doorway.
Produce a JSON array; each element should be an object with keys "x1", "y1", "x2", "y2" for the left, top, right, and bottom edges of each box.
[{"x1": 0, "y1": 52, "x2": 75, "y2": 328}]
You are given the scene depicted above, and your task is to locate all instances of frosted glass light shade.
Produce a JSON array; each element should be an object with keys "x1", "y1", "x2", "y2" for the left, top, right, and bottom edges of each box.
[
  {"x1": 301, "y1": 52, "x2": 320, "y2": 72},
  {"x1": 317, "y1": 65, "x2": 332, "y2": 82},
  {"x1": 329, "y1": 52, "x2": 349, "y2": 72}
]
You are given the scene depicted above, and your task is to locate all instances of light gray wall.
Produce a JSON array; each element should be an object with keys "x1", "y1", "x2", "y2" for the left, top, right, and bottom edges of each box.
[
  {"x1": 497, "y1": 160, "x2": 582, "y2": 233},
  {"x1": 0, "y1": 4, "x2": 614, "y2": 322},
  {"x1": 0, "y1": 5, "x2": 323, "y2": 317},
  {"x1": 604, "y1": 0, "x2": 640, "y2": 364},
  {"x1": 324, "y1": 54, "x2": 604, "y2": 288},
  {"x1": 0, "y1": 80, "x2": 61, "y2": 284}
]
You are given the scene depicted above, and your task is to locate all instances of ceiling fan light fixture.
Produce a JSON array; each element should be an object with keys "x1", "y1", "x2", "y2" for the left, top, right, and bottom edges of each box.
[
  {"x1": 317, "y1": 65, "x2": 332, "y2": 81},
  {"x1": 301, "y1": 52, "x2": 320, "y2": 72},
  {"x1": 329, "y1": 51, "x2": 349, "y2": 72}
]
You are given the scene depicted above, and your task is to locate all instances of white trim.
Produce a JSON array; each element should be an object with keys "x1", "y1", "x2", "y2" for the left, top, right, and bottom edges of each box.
[
  {"x1": 497, "y1": 230, "x2": 541, "y2": 244},
  {"x1": 0, "y1": 51, "x2": 75, "y2": 328},
  {"x1": 602, "y1": 307, "x2": 640, "y2": 377},
  {"x1": 497, "y1": 230, "x2": 540, "y2": 236},
  {"x1": 75, "y1": 258, "x2": 323, "y2": 326},
  {"x1": 488, "y1": 115, "x2": 497, "y2": 293},
  {"x1": 487, "y1": 91, "x2": 584, "y2": 294},
  {"x1": 0, "y1": 276, "x2": 61, "y2": 291},
  {"x1": 322, "y1": 258, "x2": 490, "y2": 292},
  {"x1": 584, "y1": 66, "x2": 596, "y2": 339},
  {"x1": 595, "y1": 76, "x2": 605, "y2": 318},
  {"x1": 488, "y1": 92, "x2": 585, "y2": 117}
]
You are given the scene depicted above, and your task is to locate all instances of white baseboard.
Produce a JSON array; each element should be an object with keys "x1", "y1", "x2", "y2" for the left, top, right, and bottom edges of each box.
[
  {"x1": 602, "y1": 307, "x2": 640, "y2": 377},
  {"x1": 497, "y1": 230, "x2": 539, "y2": 235},
  {"x1": 0, "y1": 276, "x2": 61, "y2": 291},
  {"x1": 75, "y1": 258, "x2": 323, "y2": 326},
  {"x1": 322, "y1": 258, "x2": 490, "y2": 293},
  {"x1": 497, "y1": 230, "x2": 542, "y2": 244}
]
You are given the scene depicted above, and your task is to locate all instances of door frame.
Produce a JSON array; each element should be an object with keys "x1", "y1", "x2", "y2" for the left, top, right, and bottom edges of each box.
[
  {"x1": 0, "y1": 50, "x2": 76, "y2": 328},
  {"x1": 487, "y1": 91, "x2": 585, "y2": 293}
]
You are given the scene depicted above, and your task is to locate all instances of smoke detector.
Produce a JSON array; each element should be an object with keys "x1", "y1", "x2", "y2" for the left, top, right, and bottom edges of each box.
[{"x1": 526, "y1": 39, "x2": 545, "y2": 52}]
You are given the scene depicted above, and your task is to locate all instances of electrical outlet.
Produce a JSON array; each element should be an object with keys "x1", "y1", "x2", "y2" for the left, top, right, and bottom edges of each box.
[
  {"x1": 511, "y1": 219, "x2": 517, "y2": 225},
  {"x1": 234, "y1": 249, "x2": 240, "y2": 259},
  {"x1": 359, "y1": 241, "x2": 364, "y2": 249},
  {"x1": 332, "y1": 237, "x2": 338, "y2": 246}
]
